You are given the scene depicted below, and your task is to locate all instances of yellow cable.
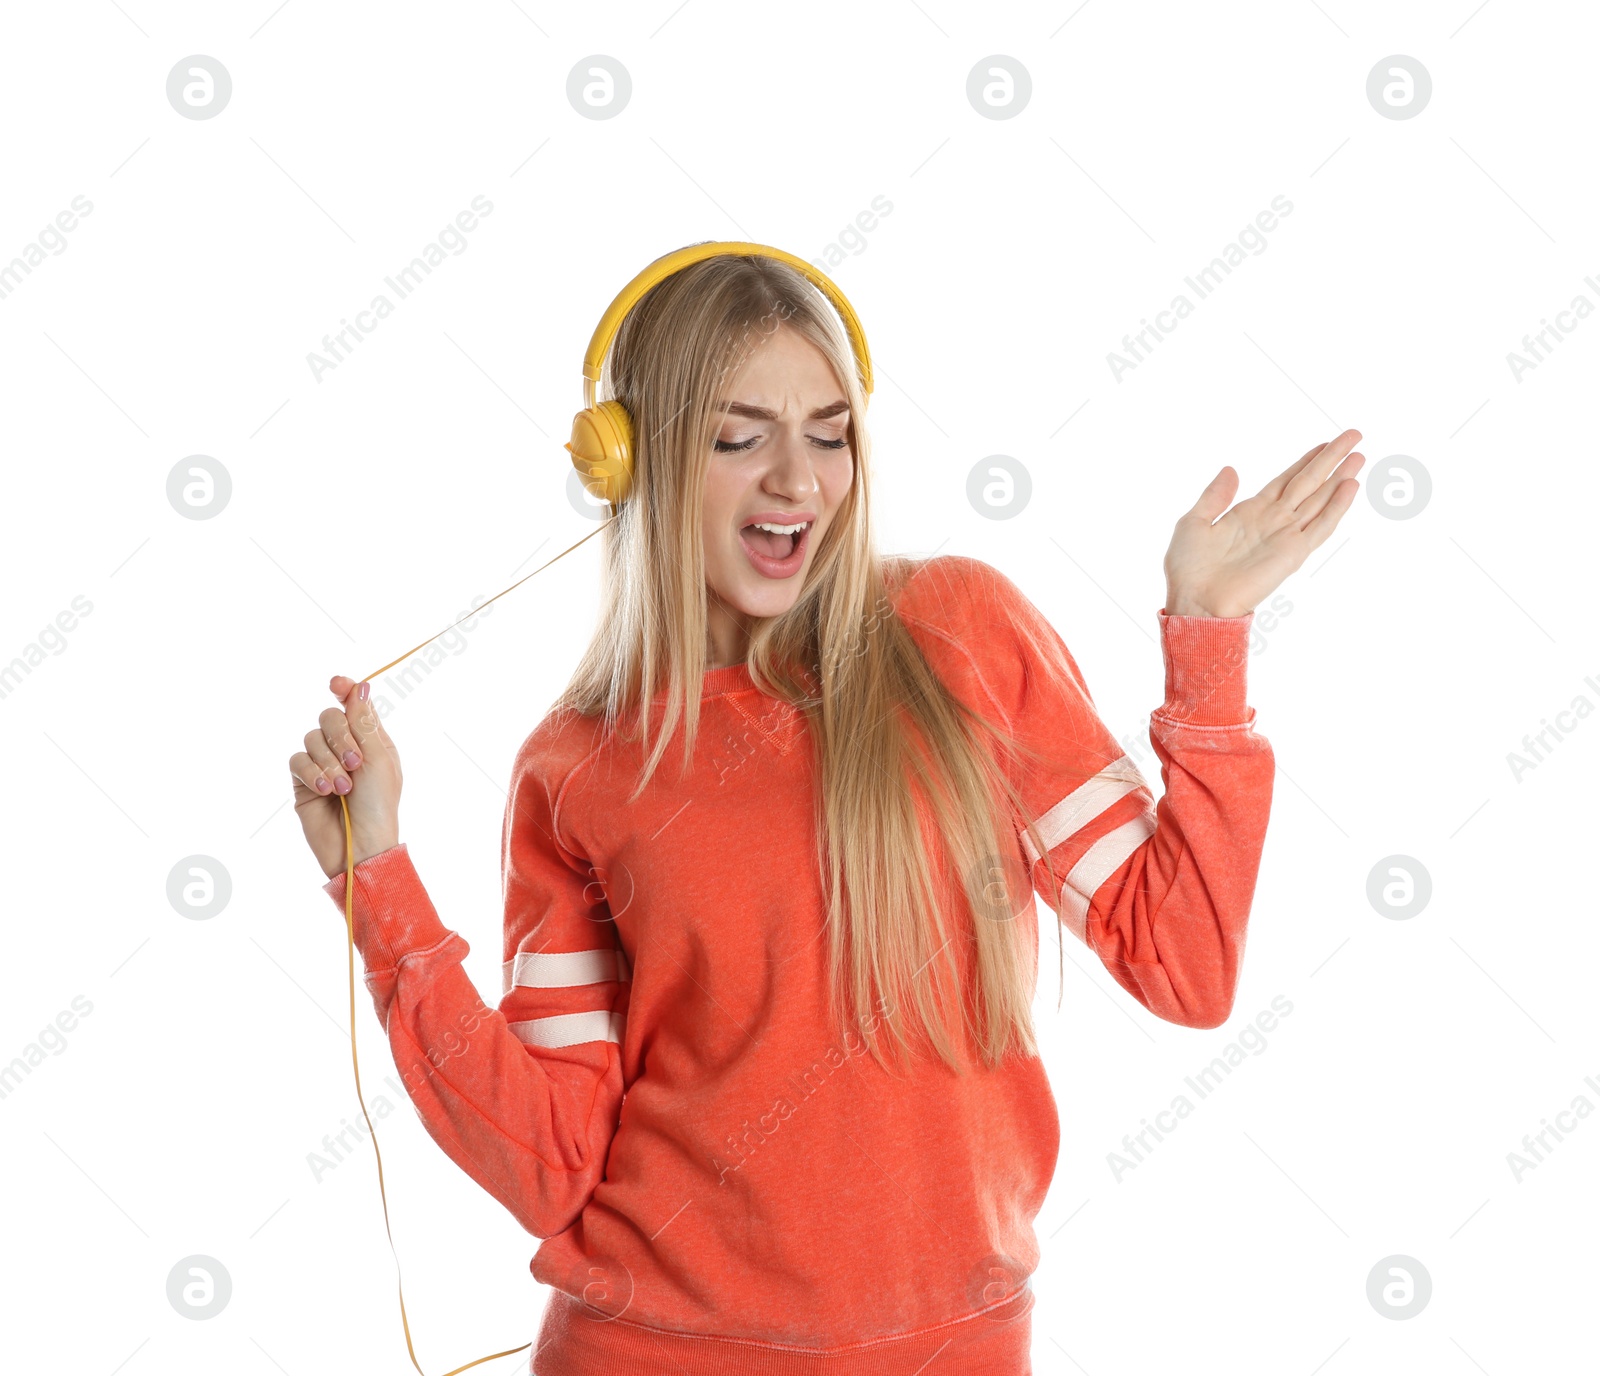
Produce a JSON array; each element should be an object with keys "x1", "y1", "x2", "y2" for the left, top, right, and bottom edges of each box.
[{"x1": 333, "y1": 513, "x2": 616, "y2": 1374}]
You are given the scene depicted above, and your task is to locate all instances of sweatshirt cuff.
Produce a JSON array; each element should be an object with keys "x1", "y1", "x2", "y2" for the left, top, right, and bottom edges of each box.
[
  {"x1": 1155, "y1": 609, "x2": 1256, "y2": 726},
  {"x1": 321, "y1": 842, "x2": 456, "y2": 972}
]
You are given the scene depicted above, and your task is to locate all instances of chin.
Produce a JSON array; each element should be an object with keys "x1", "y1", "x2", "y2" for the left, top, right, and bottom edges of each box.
[
  {"x1": 711, "y1": 553, "x2": 808, "y2": 618},
  {"x1": 727, "y1": 577, "x2": 803, "y2": 618}
]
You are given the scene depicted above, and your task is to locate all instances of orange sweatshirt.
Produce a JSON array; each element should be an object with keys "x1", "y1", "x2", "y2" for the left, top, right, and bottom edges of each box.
[{"x1": 323, "y1": 553, "x2": 1274, "y2": 1375}]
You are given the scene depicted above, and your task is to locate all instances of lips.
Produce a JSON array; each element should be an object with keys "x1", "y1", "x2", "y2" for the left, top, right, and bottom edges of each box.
[{"x1": 738, "y1": 515, "x2": 813, "y2": 579}]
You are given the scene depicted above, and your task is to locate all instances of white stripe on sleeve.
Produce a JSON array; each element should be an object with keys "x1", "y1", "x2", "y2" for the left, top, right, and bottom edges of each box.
[
  {"x1": 1056, "y1": 810, "x2": 1158, "y2": 944},
  {"x1": 508, "y1": 1009, "x2": 625, "y2": 1049},
  {"x1": 1021, "y1": 755, "x2": 1153, "y2": 866},
  {"x1": 502, "y1": 947, "x2": 631, "y2": 996}
]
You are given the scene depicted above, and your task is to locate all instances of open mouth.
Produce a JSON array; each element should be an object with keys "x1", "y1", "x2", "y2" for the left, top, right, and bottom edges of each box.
[{"x1": 738, "y1": 518, "x2": 812, "y2": 577}]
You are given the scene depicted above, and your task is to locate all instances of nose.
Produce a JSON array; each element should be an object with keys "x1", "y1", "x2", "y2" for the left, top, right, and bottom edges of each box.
[{"x1": 763, "y1": 428, "x2": 820, "y2": 501}]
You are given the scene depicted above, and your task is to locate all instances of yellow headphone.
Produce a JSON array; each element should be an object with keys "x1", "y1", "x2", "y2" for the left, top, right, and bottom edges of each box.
[{"x1": 563, "y1": 240, "x2": 875, "y2": 507}]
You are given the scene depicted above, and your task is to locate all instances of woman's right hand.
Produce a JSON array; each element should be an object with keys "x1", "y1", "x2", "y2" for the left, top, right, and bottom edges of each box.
[{"x1": 290, "y1": 676, "x2": 403, "y2": 880}]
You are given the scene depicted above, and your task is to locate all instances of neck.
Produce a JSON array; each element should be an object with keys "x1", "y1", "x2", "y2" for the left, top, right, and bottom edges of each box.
[{"x1": 706, "y1": 595, "x2": 751, "y2": 670}]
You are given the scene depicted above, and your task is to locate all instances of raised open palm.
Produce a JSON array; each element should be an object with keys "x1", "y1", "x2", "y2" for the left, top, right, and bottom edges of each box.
[{"x1": 1163, "y1": 429, "x2": 1365, "y2": 619}]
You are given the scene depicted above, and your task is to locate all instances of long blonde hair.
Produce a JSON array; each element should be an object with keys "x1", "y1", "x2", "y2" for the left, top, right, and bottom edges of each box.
[{"x1": 554, "y1": 248, "x2": 1065, "y2": 1074}]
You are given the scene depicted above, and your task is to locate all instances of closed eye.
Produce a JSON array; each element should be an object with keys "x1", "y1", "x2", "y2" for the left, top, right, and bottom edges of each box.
[{"x1": 714, "y1": 436, "x2": 848, "y2": 453}]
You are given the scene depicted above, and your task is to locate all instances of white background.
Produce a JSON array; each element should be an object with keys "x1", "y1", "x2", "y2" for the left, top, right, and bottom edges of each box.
[{"x1": 1, "y1": 1, "x2": 1595, "y2": 1372}]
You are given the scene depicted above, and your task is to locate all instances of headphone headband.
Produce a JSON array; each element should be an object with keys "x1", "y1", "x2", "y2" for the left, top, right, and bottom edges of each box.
[{"x1": 579, "y1": 241, "x2": 873, "y2": 409}]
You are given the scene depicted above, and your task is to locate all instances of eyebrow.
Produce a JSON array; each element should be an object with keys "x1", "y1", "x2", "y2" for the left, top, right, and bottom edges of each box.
[{"x1": 718, "y1": 399, "x2": 850, "y2": 421}]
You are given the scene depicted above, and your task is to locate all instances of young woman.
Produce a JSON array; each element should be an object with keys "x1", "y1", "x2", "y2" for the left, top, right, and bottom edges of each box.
[{"x1": 290, "y1": 244, "x2": 1362, "y2": 1375}]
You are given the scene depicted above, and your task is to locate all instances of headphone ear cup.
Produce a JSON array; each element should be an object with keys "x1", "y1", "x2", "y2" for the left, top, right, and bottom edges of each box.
[{"x1": 565, "y1": 399, "x2": 635, "y2": 506}]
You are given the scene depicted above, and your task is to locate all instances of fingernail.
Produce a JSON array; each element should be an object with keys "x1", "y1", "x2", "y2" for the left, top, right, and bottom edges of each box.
[
  {"x1": 357, "y1": 681, "x2": 370, "y2": 702},
  {"x1": 334, "y1": 776, "x2": 352, "y2": 795},
  {"x1": 315, "y1": 776, "x2": 332, "y2": 794},
  {"x1": 343, "y1": 750, "x2": 361, "y2": 769}
]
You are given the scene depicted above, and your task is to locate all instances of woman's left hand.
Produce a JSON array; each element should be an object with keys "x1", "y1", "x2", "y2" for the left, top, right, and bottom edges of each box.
[{"x1": 1162, "y1": 428, "x2": 1365, "y2": 618}]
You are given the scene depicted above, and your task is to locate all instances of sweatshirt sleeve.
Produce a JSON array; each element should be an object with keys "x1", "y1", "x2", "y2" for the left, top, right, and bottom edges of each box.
[
  {"x1": 955, "y1": 558, "x2": 1275, "y2": 1030},
  {"x1": 320, "y1": 731, "x2": 628, "y2": 1238}
]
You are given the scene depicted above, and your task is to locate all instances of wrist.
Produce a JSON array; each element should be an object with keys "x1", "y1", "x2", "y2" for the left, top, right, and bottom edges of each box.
[
  {"x1": 1165, "y1": 589, "x2": 1251, "y2": 619},
  {"x1": 326, "y1": 832, "x2": 400, "y2": 879},
  {"x1": 353, "y1": 833, "x2": 401, "y2": 867},
  {"x1": 344, "y1": 825, "x2": 400, "y2": 870}
]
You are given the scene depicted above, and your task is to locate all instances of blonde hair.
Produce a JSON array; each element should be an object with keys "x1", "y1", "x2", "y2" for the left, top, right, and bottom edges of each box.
[{"x1": 553, "y1": 248, "x2": 1065, "y2": 1075}]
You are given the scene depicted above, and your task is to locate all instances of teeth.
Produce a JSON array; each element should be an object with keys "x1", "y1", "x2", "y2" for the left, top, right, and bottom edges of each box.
[{"x1": 747, "y1": 521, "x2": 808, "y2": 535}]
